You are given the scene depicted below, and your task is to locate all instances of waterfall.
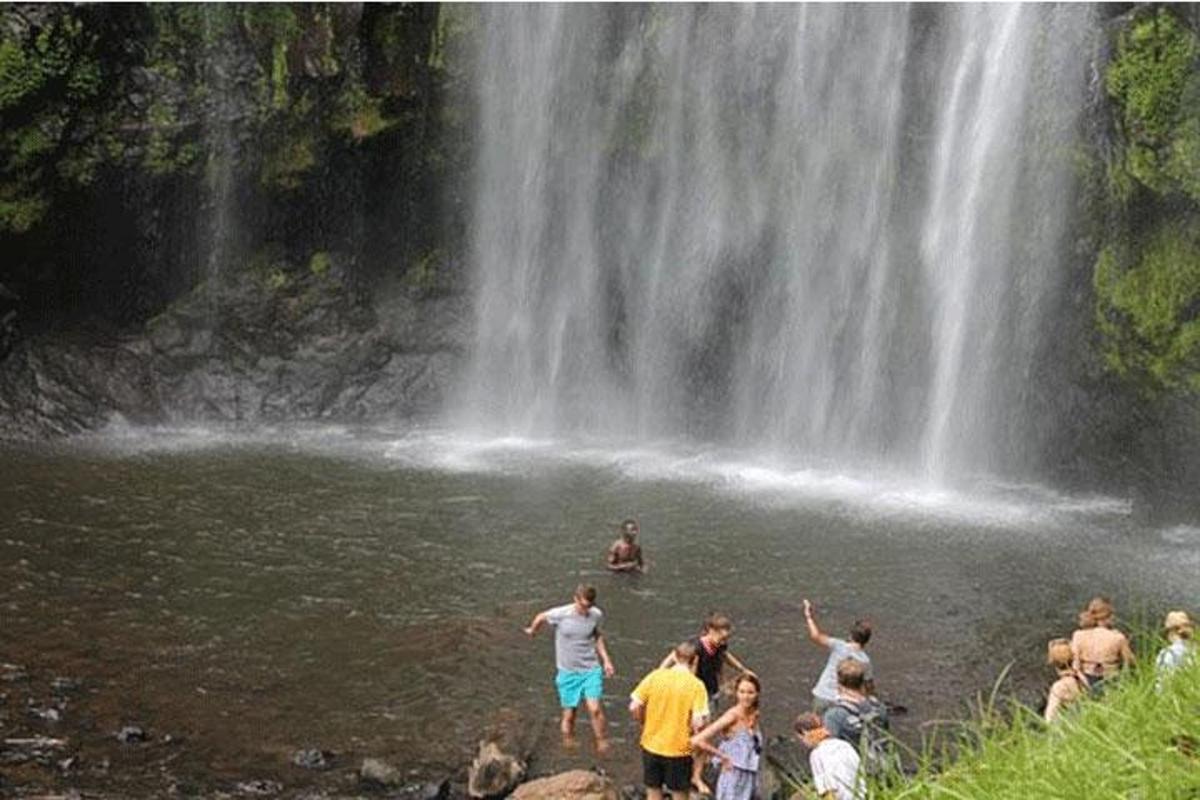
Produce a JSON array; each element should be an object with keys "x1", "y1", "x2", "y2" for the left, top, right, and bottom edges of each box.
[{"x1": 452, "y1": 4, "x2": 1095, "y2": 484}]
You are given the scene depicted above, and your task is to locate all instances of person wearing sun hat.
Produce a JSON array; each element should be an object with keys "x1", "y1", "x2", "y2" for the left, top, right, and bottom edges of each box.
[{"x1": 1155, "y1": 610, "x2": 1195, "y2": 687}]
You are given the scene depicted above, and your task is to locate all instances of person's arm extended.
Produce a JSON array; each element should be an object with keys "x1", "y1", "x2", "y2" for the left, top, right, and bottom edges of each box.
[
  {"x1": 658, "y1": 649, "x2": 677, "y2": 670},
  {"x1": 690, "y1": 708, "x2": 738, "y2": 764},
  {"x1": 803, "y1": 599, "x2": 831, "y2": 647},
  {"x1": 724, "y1": 649, "x2": 752, "y2": 675},
  {"x1": 595, "y1": 633, "x2": 616, "y2": 677},
  {"x1": 523, "y1": 610, "x2": 549, "y2": 637}
]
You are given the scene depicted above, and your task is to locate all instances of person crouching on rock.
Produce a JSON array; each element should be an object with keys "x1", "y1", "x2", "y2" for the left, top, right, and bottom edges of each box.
[
  {"x1": 524, "y1": 584, "x2": 616, "y2": 753},
  {"x1": 630, "y1": 640, "x2": 711, "y2": 800},
  {"x1": 608, "y1": 518, "x2": 645, "y2": 573}
]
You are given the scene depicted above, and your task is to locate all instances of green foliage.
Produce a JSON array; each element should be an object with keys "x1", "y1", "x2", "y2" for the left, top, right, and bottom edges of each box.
[
  {"x1": 331, "y1": 86, "x2": 393, "y2": 142},
  {"x1": 873, "y1": 641, "x2": 1200, "y2": 799},
  {"x1": 308, "y1": 250, "x2": 331, "y2": 277},
  {"x1": 0, "y1": 9, "x2": 106, "y2": 232},
  {"x1": 260, "y1": 134, "x2": 315, "y2": 191},
  {"x1": 1106, "y1": 8, "x2": 1200, "y2": 201},
  {"x1": 1095, "y1": 220, "x2": 1200, "y2": 394}
]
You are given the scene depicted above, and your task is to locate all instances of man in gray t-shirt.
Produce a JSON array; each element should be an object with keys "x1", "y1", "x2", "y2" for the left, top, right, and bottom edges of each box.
[
  {"x1": 803, "y1": 598, "x2": 874, "y2": 713},
  {"x1": 525, "y1": 584, "x2": 616, "y2": 752}
]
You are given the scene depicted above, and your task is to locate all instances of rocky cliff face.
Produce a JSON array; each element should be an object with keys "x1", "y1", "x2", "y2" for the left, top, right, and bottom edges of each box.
[{"x1": 0, "y1": 264, "x2": 469, "y2": 439}]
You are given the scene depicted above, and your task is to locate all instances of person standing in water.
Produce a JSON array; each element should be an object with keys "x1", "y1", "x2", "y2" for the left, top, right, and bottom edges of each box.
[
  {"x1": 658, "y1": 613, "x2": 754, "y2": 793},
  {"x1": 689, "y1": 673, "x2": 763, "y2": 800},
  {"x1": 630, "y1": 641, "x2": 711, "y2": 800},
  {"x1": 1069, "y1": 596, "x2": 1134, "y2": 692},
  {"x1": 524, "y1": 584, "x2": 616, "y2": 753},
  {"x1": 804, "y1": 599, "x2": 874, "y2": 713},
  {"x1": 608, "y1": 518, "x2": 645, "y2": 573}
]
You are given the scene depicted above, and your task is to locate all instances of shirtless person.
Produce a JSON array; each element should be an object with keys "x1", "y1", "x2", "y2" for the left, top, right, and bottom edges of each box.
[
  {"x1": 607, "y1": 518, "x2": 645, "y2": 573},
  {"x1": 1070, "y1": 596, "x2": 1135, "y2": 692}
]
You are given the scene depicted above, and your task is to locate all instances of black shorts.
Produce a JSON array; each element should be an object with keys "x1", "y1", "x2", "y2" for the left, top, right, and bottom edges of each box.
[{"x1": 642, "y1": 749, "x2": 692, "y2": 792}]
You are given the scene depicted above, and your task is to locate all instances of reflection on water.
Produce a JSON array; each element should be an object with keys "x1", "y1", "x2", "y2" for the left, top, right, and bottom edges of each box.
[{"x1": 0, "y1": 426, "x2": 1195, "y2": 791}]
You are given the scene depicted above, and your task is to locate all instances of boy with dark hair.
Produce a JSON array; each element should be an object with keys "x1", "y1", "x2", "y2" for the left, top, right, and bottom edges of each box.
[
  {"x1": 630, "y1": 641, "x2": 710, "y2": 800},
  {"x1": 658, "y1": 612, "x2": 754, "y2": 793},
  {"x1": 607, "y1": 518, "x2": 645, "y2": 573},
  {"x1": 803, "y1": 598, "x2": 874, "y2": 713},
  {"x1": 525, "y1": 584, "x2": 616, "y2": 752}
]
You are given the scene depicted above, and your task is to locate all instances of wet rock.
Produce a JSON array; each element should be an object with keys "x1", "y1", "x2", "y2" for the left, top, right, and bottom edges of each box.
[
  {"x1": 619, "y1": 784, "x2": 645, "y2": 800},
  {"x1": 236, "y1": 778, "x2": 284, "y2": 795},
  {"x1": 51, "y1": 677, "x2": 81, "y2": 694},
  {"x1": 0, "y1": 663, "x2": 28, "y2": 683},
  {"x1": 509, "y1": 770, "x2": 619, "y2": 800},
  {"x1": 117, "y1": 725, "x2": 147, "y2": 744},
  {"x1": 1, "y1": 735, "x2": 67, "y2": 765},
  {"x1": 467, "y1": 739, "x2": 526, "y2": 799},
  {"x1": 391, "y1": 780, "x2": 451, "y2": 800},
  {"x1": 360, "y1": 757, "x2": 403, "y2": 788},
  {"x1": 28, "y1": 705, "x2": 62, "y2": 722},
  {"x1": 291, "y1": 747, "x2": 332, "y2": 770}
]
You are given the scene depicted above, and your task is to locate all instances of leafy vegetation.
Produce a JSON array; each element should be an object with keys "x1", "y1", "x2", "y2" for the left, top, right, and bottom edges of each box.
[
  {"x1": 867, "y1": 642, "x2": 1200, "y2": 799},
  {"x1": 1094, "y1": 7, "x2": 1200, "y2": 396}
]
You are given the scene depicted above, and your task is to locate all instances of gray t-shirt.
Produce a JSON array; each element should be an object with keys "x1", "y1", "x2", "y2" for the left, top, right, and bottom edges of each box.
[
  {"x1": 812, "y1": 638, "x2": 872, "y2": 702},
  {"x1": 545, "y1": 603, "x2": 603, "y2": 672}
]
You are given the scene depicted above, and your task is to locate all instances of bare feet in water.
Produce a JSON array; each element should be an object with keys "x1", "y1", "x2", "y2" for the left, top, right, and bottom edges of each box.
[
  {"x1": 594, "y1": 737, "x2": 611, "y2": 756},
  {"x1": 561, "y1": 733, "x2": 579, "y2": 752}
]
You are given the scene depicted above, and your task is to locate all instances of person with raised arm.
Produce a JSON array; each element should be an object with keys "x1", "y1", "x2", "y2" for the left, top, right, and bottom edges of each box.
[
  {"x1": 803, "y1": 598, "x2": 874, "y2": 713},
  {"x1": 524, "y1": 584, "x2": 616, "y2": 753}
]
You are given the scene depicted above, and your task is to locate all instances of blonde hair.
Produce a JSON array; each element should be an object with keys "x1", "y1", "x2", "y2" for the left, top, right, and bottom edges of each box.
[
  {"x1": 1077, "y1": 596, "x2": 1115, "y2": 629},
  {"x1": 1164, "y1": 610, "x2": 1194, "y2": 640},
  {"x1": 1047, "y1": 638, "x2": 1073, "y2": 671}
]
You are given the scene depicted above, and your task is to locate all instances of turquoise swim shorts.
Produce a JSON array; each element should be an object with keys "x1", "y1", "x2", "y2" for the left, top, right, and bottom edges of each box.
[{"x1": 555, "y1": 666, "x2": 604, "y2": 708}]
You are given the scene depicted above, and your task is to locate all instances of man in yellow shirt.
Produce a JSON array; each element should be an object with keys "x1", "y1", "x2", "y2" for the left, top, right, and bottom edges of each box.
[{"x1": 629, "y1": 641, "x2": 710, "y2": 800}]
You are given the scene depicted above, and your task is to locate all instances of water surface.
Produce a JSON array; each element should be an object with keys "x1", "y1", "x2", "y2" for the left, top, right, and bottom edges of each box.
[{"x1": 1, "y1": 426, "x2": 1193, "y2": 792}]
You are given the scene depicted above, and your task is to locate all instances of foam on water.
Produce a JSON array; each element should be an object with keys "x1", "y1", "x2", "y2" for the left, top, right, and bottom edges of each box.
[{"x1": 80, "y1": 423, "x2": 1133, "y2": 531}]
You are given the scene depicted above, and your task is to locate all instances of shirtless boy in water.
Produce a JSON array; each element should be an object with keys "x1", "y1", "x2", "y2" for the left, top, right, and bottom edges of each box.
[{"x1": 607, "y1": 518, "x2": 645, "y2": 573}]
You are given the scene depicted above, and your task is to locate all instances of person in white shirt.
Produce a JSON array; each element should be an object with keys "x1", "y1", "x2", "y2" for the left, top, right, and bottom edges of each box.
[
  {"x1": 1155, "y1": 610, "x2": 1195, "y2": 690},
  {"x1": 793, "y1": 712, "x2": 864, "y2": 800}
]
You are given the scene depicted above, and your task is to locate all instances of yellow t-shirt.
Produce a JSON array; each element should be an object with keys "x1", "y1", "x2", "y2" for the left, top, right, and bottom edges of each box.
[{"x1": 631, "y1": 667, "x2": 710, "y2": 757}]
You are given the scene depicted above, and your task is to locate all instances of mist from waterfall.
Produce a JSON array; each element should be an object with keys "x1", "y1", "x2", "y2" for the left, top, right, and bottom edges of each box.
[{"x1": 453, "y1": 4, "x2": 1095, "y2": 485}]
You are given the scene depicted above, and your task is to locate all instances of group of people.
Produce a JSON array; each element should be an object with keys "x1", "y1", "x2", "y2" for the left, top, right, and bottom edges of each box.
[
  {"x1": 526, "y1": 519, "x2": 889, "y2": 800},
  {"x1": 1043, "y1": 596, "x2": 1195, "y2": 722},
  {"x1": 525, "y1": 521, "x2": 1196, "y2": 800}
]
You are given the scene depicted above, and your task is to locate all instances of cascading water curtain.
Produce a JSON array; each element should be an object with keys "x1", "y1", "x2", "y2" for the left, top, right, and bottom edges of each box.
[{"x1": 454, "y1": 4, "x2": 1094, "y2": 484}]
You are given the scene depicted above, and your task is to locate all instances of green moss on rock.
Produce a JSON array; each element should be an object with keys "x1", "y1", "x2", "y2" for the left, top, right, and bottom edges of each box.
[
  {"x1": 1095, "y1": 219, "x2": 1200, "y2": 394},
  {"x1": 1106, "y1": 8, "x2": 1200, "y2": 201}
]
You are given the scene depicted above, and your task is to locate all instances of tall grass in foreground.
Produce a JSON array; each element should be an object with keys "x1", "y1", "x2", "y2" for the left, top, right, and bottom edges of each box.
[{"x1": 872, "y1": 650, "x2": 1200, "y2": 799}]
